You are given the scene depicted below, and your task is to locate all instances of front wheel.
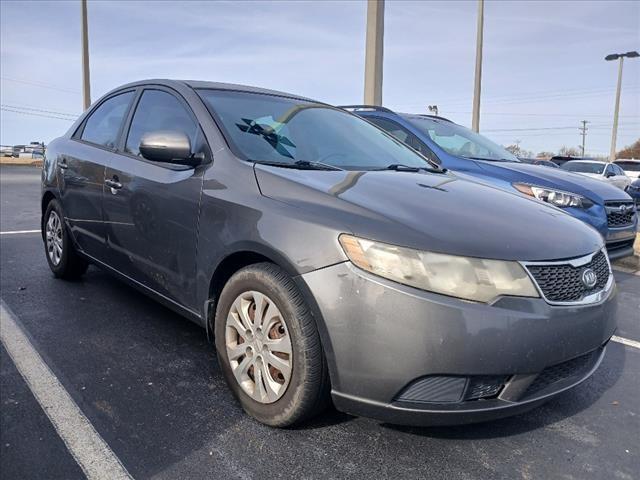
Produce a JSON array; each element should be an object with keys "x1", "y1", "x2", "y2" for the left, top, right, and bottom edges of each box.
[
  {"x1": 43, "y1": 199, "x2": 88, "y2": 279},
  {"x1": 214, "y1": 263, "x2": 330, "y2": 427}
]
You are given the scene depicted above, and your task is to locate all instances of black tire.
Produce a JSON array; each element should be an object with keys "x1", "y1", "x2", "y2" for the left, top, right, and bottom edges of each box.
[
  {"x1": 214, "y1": 262, "x2": 330, "y2": 427},
  {"x1": 43, "y1": 199, "x2": 88, "y2": 279}
]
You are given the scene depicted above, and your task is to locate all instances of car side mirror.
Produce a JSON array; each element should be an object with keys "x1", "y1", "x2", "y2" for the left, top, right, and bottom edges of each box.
[
  {"x1": 139, "y1": 130, "x2": 201, "y2": 166},
  {"x1": 605, "y1": 171, "x2": 615, "y2": 178}
]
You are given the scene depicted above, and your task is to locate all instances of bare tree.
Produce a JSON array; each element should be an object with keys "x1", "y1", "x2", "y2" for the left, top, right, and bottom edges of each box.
[{"x1": 557, "y1": 146, "x2": 581, "y2": 157}]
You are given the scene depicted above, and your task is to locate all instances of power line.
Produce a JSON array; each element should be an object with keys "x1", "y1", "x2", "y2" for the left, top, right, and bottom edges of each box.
[
  {"x1": 0, "y1": 76, "x2": 80, "y2": 95},
  {"x1": 1, "y1": 104, "x2": 78, "y2": 118},
  {"x1": 0, "y1": 107, "x2": 76, "y2": 121}
]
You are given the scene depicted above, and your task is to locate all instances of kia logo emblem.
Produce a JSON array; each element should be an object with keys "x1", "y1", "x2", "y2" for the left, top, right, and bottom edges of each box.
[{"x1": 581, "y1": 268, "x2": 597, "y2": 289}]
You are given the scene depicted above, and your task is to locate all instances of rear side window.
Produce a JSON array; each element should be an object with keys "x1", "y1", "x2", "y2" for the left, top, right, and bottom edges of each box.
[
  {"x1": 125, "y1": 90, "x2": 198, "y2": 157},
  {"x1": 616, "y1": 161, "x2": 640, "y2": 172},
  {"x1": 80, "y1": 91, "x2": 134, "y2": 148}
]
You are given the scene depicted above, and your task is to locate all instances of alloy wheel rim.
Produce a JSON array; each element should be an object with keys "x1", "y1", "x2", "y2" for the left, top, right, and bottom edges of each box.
[
  {"x1": 46, "y1": 211, "x2": 63, "y2": 266},
  {"x1": 225, "y1": 290, "x2": 293, "y2": 404}
]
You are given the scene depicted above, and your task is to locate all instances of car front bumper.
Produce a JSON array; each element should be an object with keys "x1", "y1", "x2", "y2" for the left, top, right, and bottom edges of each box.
[
  {"x1": 300, "y1": 261, "x2": 617, "y2": 426},
  {"x1": 565, "y1": 204, "x2": 636, "y2": 260}
]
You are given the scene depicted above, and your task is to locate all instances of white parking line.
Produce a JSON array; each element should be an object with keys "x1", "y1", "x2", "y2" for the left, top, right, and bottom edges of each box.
[
  {"x1": 612, "y1": 335, "x2": 640, "y2": 350},
  {"x1": 0, "y1": 302, "x2": 133, "y2": 480},
  {"x1": 0, "y1": 229, "x2": 41, "y2": 235}
]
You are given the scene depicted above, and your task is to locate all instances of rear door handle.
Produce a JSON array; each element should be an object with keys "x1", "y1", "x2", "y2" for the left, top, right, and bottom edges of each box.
[
  {"x1": 59, "y1": 159, "x2": 68, "y2": 170},
  {"x1": 105, "y1": 179, "x2": 122, "y2": 190}
]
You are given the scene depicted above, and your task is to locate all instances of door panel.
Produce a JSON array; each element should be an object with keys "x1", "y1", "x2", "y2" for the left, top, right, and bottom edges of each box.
[
  {"x1": 104, "y1": 158, "x2": 203, "y2": 308},
  {"x1": 59, "y1": 142, "x2": 113, "y2": 257}
]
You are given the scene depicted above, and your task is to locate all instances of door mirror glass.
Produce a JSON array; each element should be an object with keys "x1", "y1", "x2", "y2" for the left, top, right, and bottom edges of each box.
[{"x1": 139, "y1": 130, "x2": 195, "y2": 164}]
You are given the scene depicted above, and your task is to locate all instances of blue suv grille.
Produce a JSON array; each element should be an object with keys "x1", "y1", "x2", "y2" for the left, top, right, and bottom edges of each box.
[{"x1": 606, "y1": 201, "x2": 636, "y2": 227}]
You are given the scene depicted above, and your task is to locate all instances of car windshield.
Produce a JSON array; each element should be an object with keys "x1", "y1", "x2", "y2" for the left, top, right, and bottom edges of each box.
[
  {"x1": 405, "y1": 116, "x2": 519, "y2": 162},
  {"x1": 615, "y1": 161, "x2": 640, "y2": 172},
  {"x1": 561, "y1": 162, "x2": 605, "y2": 174},
  {"x1": 197, "y1": 90, "x2": 437, "y2": 171}
]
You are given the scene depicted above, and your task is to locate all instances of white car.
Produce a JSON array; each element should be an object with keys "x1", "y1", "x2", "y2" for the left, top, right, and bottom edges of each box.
[
  {"x1": 614, "y1": 159, "x2": 640, "y2": 180},
  {"x1": 561, "y1": 160, "x2": 632, "y2": 190}
]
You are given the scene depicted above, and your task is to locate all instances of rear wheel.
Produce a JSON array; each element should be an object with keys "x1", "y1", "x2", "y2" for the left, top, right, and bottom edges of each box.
[
  {"x1": 43, "y1": 199, "x2": 88, "y2": 279},
  {"x1": 214, "y1": 263, "x2": 330, "y2": 427}
]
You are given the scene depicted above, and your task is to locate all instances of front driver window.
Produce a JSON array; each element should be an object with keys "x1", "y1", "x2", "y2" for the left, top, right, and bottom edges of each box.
[
  {"x1": 80, "y1": 91, "x2": 135, "y2": 148},
  {"x1": 125, "y1": 90, "x2": 198, "y2": 157}
]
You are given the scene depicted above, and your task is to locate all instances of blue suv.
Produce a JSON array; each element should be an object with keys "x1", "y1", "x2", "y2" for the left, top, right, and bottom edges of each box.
[{"x1": 346, "y1": 106, "x2": 637, "y2": 260}]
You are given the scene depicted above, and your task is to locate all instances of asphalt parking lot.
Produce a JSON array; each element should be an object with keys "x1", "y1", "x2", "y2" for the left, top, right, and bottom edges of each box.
[{"x1": 1, "y1": 165, "x2": 639, "y2": 480}]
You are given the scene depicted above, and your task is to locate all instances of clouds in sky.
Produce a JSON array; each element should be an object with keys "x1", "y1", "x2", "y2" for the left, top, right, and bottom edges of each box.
[{"x1": 1, "y1": 0, "x2": 638, "y2": 155}]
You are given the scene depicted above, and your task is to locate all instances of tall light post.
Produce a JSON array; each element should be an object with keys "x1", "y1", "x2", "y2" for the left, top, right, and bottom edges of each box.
[
  {"x1": 471, "y1": 0, "x2": 484, "y2": 132},
  {"x1": 605, "y1": 51, "x2": 639, "y2": 162},
  {"x1": 81, "y1": 0, "x2": 91, "y2": 110},
  {"x1": 364, "y1": 0, "x2": 385, "y2": 105}
]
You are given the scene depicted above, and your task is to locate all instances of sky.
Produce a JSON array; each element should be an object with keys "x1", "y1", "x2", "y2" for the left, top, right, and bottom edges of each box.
[{"x1": 1, "y1": 0, "x2": 638, "y2": 157}]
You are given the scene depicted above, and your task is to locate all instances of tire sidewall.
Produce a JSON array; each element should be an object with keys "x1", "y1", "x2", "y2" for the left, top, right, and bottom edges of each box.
[
  {"x1": 214, "y1": 265, "x2": 318, "y2": 426},
  {"x1": 43, "y1": 199, "x2": 73, "y2": 277}
]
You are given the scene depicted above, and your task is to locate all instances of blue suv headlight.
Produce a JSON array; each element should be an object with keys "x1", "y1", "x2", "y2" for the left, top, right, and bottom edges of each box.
[{"x1": 513, "y1": 183, "x2": 594, "y2": 209}]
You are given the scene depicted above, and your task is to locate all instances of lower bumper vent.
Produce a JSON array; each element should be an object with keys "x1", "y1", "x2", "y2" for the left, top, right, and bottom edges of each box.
[{"x1": 396, "y1": 375, "x2": 509, "y2": 404}]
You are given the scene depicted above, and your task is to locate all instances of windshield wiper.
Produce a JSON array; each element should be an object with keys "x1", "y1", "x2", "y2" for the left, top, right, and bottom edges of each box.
[
  {"x1": 253, "y1": 160, "x2": 344, "y2": 171},
  {"x1": 465, "y1": 156, "x2": 514, "y2": 163},
  {"x1": 377, "y1": 163, "x2": 445, "y2": 173}
]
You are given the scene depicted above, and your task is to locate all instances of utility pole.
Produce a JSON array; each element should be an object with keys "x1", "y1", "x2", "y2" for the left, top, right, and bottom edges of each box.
[
  {"x1": 605, "y1": 51, "x2": 639, "y2": 162},
  {"x1": 363, "y1": 0, "x2": 384, "y2": 106},
  {"x1": 471, "y1": 0, "x2": 484, "y2": 133},
  {"x1": 81, "y1": 0, "x2": 91, "y2": 110},
  {"x1": 579, "y1": 120, "x2": 589, "y2": 157}
]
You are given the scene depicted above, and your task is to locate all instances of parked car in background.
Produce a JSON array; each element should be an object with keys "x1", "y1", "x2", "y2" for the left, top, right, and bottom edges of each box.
[
  {"x1": 42, "y1": 80, "x2": 617, "y2": 428},
  {"x1": 614, "y1": 159, "x2": 640, "y2": 179},
  {"x1": 347, "y1": 105, "x2": 637, "y2": 259},
  {"x1": 550, "y1": 155, "x2": 580, "y2": 167},
  {"x1": 626, "y1": 178, "x2": 640, "y2": 209},
  {"x1": 561, "y1": 160, "x2": 631, "y2": 190},
  {"x1": 519, "y1": 158, "x2": 560, "y2": 168}
]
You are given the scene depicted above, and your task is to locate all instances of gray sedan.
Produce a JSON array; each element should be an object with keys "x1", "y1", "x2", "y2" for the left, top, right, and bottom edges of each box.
[{"x1": 41, "y1": 80, "x2": 616, "y2": 427}]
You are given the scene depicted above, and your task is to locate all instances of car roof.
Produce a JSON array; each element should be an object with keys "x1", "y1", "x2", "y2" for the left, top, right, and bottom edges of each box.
[
  {"x1": 338, "y1": 105, "x2": 454, "y2": 123},
  {"x1": 614, "y1": 159, "x2": 640, "y2": 163},
  {"x1": 111, "y1": 79, "x2": 317, "y2": 102}
]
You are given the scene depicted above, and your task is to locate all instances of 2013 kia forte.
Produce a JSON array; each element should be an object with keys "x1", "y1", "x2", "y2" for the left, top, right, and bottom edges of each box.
[{"x1": 41, "y1": 80, "x2": 617, "y2": 427}]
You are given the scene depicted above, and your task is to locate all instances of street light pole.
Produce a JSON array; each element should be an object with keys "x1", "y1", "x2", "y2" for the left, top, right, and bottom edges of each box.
[
  {"x1": 471, "y1": 0, "x2": 484, "y2": 133},
  {"x1": 81, "y1": 0, "x2": 91, "y2": 111},
  {"x1": 605, "y1": 51, "x2": 639, "y2": 162},
  {"x1": 364, "y1": 0, "x2": 384, "y2": 106}
]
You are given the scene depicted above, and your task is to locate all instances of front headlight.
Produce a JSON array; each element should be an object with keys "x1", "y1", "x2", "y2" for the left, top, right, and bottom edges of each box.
[
  {"x1": 513, "y1": 183, "x2": 592, "y2": 208},
  {"x1": 339, "y1": 234, "x2": 539, "y2": 303}
]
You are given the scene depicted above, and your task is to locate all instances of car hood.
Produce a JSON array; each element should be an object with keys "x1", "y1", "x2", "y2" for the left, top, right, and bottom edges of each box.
[
  {"x1": 255, "y1": 166, "x2": 603, "y2": 262},
  {"x1": 475, "y1": 161, "x2": 630, "y2": 203}
]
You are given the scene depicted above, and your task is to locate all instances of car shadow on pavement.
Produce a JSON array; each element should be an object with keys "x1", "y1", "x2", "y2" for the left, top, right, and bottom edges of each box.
[{"x1": 380, "y1": 344, "x2": 626, "y2": 440}]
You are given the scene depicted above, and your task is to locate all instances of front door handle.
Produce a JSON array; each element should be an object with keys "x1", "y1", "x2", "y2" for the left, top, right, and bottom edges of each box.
[
  {"x1": 59, "y1": 159, "x2": 69, "y2": 170},
  {"x1": 105, "y1": 178, "x2": 122, "y2": 191}
]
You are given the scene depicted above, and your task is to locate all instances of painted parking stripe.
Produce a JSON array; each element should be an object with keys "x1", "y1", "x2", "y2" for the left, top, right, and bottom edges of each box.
[
  {"x1": 0, "y1": 302, "x2": 133, "y2": 480},
  {"x1": 0, "y1": 229, "x2": 41, "y2": 235},
  {"x1": 611, "y1": 335, "x2": 640, "y2": 350}
]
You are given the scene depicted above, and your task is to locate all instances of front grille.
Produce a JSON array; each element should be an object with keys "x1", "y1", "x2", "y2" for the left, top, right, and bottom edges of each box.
[
  {"x1": 526, "y1": 251, "x2": 609, "y2": 302},
  {"x1": 606, "y1": 201, "x2": 636, "y2": 227},
  {"x1": 523, "y1": 349, "x2": 601, "y2": 398}
]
